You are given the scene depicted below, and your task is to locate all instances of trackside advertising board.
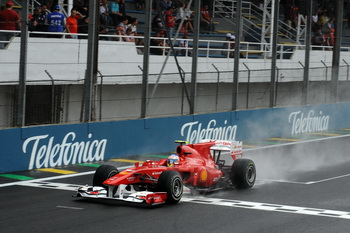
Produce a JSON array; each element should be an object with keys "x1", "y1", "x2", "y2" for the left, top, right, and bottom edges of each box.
[{"x1": 1, "y1": 102, "x2": 349, "y2": 173}]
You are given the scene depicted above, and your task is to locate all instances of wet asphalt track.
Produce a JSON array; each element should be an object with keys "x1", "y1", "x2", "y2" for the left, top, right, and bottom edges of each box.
[{"x1": 1, "y1": 134, "x2": 350, "y2": 233}]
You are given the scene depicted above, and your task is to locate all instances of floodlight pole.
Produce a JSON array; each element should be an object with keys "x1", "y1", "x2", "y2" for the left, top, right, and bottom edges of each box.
[
  {"x1": 232, "y1": 0, "x2": 242, "y2": 110},
  {"x1": 190, "y1": 0, "x2": 201, "y2": 114},
  {"x1": 302, "y1": 0, "x2": 312, "y2": 105},
  {"x1": 17, "y1": 1, "x2": 29, "y2": 127},
  {"x1": 141, "y1": 0, "x2": 152, "y2": 118},
  {"x1": 331, "y1": 0, "x2": 344, "y2": 103},
  {"x1": 269, "y1": 0, "x2": 279, "y2": 108},
  {"x1": 83, "y1": 0, "x2": 99, "y2": 122}
]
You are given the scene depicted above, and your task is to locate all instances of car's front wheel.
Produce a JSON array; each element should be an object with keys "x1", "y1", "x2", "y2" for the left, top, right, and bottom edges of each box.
[
  {"x1": 93, "y1": 164, "x2": 119, "y2": 187},
  {"x1": 157, "y1": 170, "x2": 183, "y2": 204},
  {"x1": 230, "y1": 159, "x2": 256, "y2": 189}
]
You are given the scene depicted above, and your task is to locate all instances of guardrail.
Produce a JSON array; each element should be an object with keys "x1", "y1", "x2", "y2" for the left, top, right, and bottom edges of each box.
[{"x1": 0, "y1": 29, "x2": 336, "y2": 60}]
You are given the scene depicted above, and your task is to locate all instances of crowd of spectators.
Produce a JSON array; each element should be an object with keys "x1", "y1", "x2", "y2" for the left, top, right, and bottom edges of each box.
[
  {"x1": 22, "y1": 0, "x2": 214, "y2": 45},
  {"x1": 309, "y1": 1, "x2": 336, "y2": 49},
  {"x1": 2, "y1": 0, "x2": 350, "y2": 51},
  {"x1": 279, "y1": 0, "x2": 338, "y2": 49}
]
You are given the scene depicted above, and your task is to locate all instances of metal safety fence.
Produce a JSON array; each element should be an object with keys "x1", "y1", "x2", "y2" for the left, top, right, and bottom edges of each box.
[{"x1": 1, "y1": 65, "x2": 350, "y2": 129}]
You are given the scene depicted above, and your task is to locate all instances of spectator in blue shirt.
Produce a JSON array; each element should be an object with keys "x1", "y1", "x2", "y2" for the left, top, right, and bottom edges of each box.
[
  {"x1": 46, "y1": 5, "x2": 66, "y2": 38},
  {"x1": 109, "y1": 0, "x2": 122, "y2": 26}
]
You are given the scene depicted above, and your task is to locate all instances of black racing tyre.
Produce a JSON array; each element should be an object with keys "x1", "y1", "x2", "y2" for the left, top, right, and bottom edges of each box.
[
  {"x1": 92, "y1": 165, "x2": 119, "y2": 187},
  {"x1": 230, "y1": 159, "x2": 256, "y2": 189},
  {"x1": 157, "y1": 170, "x2": 183, "y2": 204}
]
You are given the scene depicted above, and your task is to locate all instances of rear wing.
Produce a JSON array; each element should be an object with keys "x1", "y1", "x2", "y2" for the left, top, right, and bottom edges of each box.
[{"x1": 201, "y1": 139, "x2": 243, "y2": 159}]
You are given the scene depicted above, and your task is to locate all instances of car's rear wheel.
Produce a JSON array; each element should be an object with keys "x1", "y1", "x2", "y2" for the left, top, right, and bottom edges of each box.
[
  {"x1": 230, "y1": 159, "x2": 256, "y2": 189},
  {"x1": 93, "y1": 165, "x2": 119, "y2": 187},
  {"x1": 157, "y1": 170, "x2": 183, "y2": 204}
]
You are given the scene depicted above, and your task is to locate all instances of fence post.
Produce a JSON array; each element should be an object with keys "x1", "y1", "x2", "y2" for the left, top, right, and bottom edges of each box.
[
  {"x1": 243, "y1": 63, "x2": 250, "y2": 109},
  {"x1": 44, "y1": 70, "x2": 55, "y2": 124},
  {"x1": 321, "y1": 60, "x2": 328, "y2": 81},
  {"x1": 98, "y1": 71, "x2": 103, "y2": 122},
  {"x1": 212, "y1": 64, "x2": 220, "y2": 112},
  {"x1": 180, "y1": 68, "x2": 186, "y2": 115},
  {"x1": 321, "y1": 60, "x2": 328, "y2": 103},
  {"x1": 343, "y1": 59, "x2": 349, "y2": 81}
]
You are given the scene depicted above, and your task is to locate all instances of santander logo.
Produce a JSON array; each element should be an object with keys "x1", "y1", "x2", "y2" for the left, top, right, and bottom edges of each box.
[
  {"x1": 288, "y1": 110, "x2": 330, "y2": 135},
  {"x1": 22, "y1": 132, "x2": 107, "y2": 169},
  {"x1": 181, "y1": 119, "x2": 237, "y2": 144}
]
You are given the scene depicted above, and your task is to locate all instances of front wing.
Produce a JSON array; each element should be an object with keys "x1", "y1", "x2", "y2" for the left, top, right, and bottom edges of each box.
[{"x1": 76, "y1": 185, "x2": 167, "y2": 205}]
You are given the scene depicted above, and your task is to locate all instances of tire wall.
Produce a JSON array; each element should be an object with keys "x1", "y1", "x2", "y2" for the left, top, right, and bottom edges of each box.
[{"x1": 1, "y1": 102, "x2": 349, "y2": 173}]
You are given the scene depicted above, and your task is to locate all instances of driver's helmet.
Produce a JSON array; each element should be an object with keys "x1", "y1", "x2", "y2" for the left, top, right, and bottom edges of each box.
[{"x1": 167, "y1": 154, "x2": 179, "y2": 167}]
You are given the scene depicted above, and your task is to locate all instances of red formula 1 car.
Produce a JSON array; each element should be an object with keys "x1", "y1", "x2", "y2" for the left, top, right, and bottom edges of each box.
[{"x1": 76, "y1": 140, "x2": 256, "y2": 205}]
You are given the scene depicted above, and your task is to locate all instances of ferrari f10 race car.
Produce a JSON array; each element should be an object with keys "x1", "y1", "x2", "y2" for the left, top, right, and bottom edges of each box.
[{"x1": 76, "y1": 140, "x2": 256, "y2": 205}]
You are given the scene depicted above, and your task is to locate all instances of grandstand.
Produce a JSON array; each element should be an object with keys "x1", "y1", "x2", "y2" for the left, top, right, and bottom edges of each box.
[{"x1": 1, "y1": 0, "x2": 350, "y2": 128}]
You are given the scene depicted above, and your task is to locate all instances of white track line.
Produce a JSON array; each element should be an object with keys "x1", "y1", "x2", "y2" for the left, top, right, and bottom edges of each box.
[
  {"x1": 244, "y1": 133, "x2": 350, "y2": 152},
  {"x1": 56, "y1": 205, "x2": 84, "y2": 210},
  {"x1": 181, "y1": 197, "x2": 350, "y2": 220},
  {"x1": 10, "y1": 180, "x2": 350, "y2": 221},
  {"x1": 306, "y1": 173, "x2": 350, "y2": 185},
  {"x1": 257, "y1": 179, "x2": 309, "y2": 185}
]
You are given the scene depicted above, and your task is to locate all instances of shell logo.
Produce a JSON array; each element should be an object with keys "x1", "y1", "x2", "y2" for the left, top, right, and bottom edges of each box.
[{"x1": 200, "y1": 169, "x2": 207, "y2": 182}]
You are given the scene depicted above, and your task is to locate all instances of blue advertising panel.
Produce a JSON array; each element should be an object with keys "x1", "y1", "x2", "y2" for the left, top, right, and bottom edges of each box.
[{"x1": 0, "y1": 103, "x2": 348, "y2": 173}]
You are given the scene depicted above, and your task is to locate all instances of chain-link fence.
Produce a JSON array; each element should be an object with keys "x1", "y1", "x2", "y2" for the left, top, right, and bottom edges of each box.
[{"x1": 1, "y1": 64, "x2": 350, "y2": 129}]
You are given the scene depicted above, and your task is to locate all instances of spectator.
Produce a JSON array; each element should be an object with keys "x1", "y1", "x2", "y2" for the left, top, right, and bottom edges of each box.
[
  {"x1": 99, "y1": 19, "x2": 117, "y2": 41},
  {"x1": 159, "y1": 0, "x2": 169, "y2": 12},
  {"x1": 200, "y1": 4, "x2": 215, "y2": 34},
  {"x1": 177, "y1": 33, "x2": 191, "y2": 56},
  {"x1": 100, "y1": 0, "x2": 113, "y2": 27},
  {"x1": 117, "y1": 17, "x2": 129, "y2": 35},
  {"x1": 165, "y1": 7, "x2": 176, "y2": 37},
  {"x1": 114, "y1": 26, "x2": 123, "y2": 41},
  {"x1": 128, "y1": 18, "x2": 143, "y2": 45},
  {"x1": 176, "y1": 2, "x2": 193, "y2": 33},
  {"x1": 119, "y1": 0, "x2": 132, "y2": 22},
  {"x1": 78, "y1": 16, "x2": 89, "y2": 39},
  {"x1": 0, "y1": 0, "x2": 21, "y2": 49},
  {"x1": 166, "y1": 0, "x2": 174, "y2": 9},
  {"x1": 73, "y1": 0, "x2": 89, "y2": 16},
  {"x1": 324, "y1": 29, "x2": 334, "y2": 50},
  {"x1": 127, "y1": 18, "x2": 139, "y2": 36},
  {"x1": 311, "y1": 28, "x2": 325, "y2": 48},
  {"x1": 221, "y1": 33, "x2": 235, "y2": 58},
  {"x1": 321, "y1": 18, "x2": 333, "y2": 34},
  {"x1": 33, "y1": 5, "x2": 49, "y2": 36},
  {"x1": 283, "y1": 4, "x2": 298, "y2": 38},
  {"x1": 66, "y1": 8, "x2": 83, "y2": 39},
  {"x1": 152, "y1": 12, "x2": 165, "y2": 32},
  {"x1": 29, "y1": 7, "x2": 41, "y2": 33},
  {"x1": 46, "y1": 5, "x2": 66, "y2": 38},
  {"x1": 136, "y1": 0, "x2": 145, "y2": 11},
  {"x1": 150, "y1": 31, "x2": 168, "y2": 55},
  {"x1": 311, "y1": 11, "x2": 319, "y2": 32},
  {"x1": 123, "y1": 28, "x2": 135, "y2": 42},
  {"x1": 109, "y1": 0, "x2": 122, "y2": 26},
  {"x1": 159, "y1": 0, "x2": 168, "y2": 10},
  {"x1": 318, "y1": 11, "x2": 328, "y2": 28}
]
